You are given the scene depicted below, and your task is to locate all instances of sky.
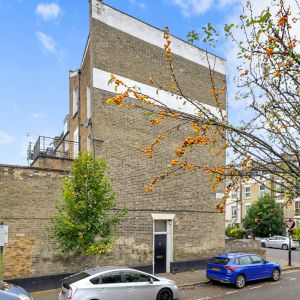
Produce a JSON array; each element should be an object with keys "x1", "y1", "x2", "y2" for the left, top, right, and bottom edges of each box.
[{"x1": 0, "y1": 0, "x2": 249, "y2": 166}]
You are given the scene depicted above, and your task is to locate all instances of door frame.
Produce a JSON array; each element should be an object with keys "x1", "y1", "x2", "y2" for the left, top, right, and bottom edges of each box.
[{"x1": 151, "y1": 213, "x2": 175, "y2": 274}]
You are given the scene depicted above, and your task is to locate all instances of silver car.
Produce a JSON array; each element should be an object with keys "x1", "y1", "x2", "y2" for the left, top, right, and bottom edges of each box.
[
  {"x1": 261, "y1": 236, "x2": 299, "y2": 250},
  {"x1": 58, "y1": 266, "x2": 179, "y2": 300}
]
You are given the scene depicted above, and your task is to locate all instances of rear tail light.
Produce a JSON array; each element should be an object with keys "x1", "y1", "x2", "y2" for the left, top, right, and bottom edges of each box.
[
  {"x1": 225, "y1": 266, "x2": 236, "y2": 271},
  {"x1": 67, "y1": 287, "x2": 77, "y2": 300}
]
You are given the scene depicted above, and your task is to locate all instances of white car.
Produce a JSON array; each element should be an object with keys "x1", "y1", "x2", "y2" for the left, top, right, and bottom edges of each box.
[
  {"x1": 261, "y1": 236, "x2": 299, "y2": 250},
  {"x1": 58, "y1": 266, "x2": 179, "y2": 300}
]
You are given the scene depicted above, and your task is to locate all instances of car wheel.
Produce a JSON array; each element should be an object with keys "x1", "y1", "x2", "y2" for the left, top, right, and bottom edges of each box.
[
  {"x1": 261, "y1": 242, "x2": 266, "y2": 248},
  {"x1": 271, "y1": 268, "x2": 280, "y2": 281},
  {"x1": 282, "y1": 244, "x2": 288, "y2": 250},
  {"x1": 234, "y1": 274, "x2": 246, "y2": 289},
  {"x1": 157, "y1": 288, "x2": 173, "y2": 300}
]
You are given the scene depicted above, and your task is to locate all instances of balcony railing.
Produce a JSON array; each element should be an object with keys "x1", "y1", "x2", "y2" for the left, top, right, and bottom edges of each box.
[{"x1": 27, "y1": 135, "x2": 78, "y2": 163}]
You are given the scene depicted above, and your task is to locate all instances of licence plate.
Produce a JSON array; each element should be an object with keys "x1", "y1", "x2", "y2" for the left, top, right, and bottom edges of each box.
[{"x1": 212, "y1": 267, "x2": 220, "y2": 271}]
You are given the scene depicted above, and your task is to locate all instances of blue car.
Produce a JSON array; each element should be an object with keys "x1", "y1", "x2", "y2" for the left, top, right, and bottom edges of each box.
[
  {"x1": 0, "y1": 281, "x2": 33, "y2": 300},
  {"x1": 206, "y1": 253, "x2": 281, "y2": 289}
]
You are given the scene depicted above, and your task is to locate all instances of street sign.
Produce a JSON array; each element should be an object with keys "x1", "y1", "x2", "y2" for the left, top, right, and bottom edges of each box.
[
  {"x1": 285, "y1": 219, "x2": 296, "y2": 229},
  {"x1": 0, "y1": 225, "x2": 8, "y2": 246}
]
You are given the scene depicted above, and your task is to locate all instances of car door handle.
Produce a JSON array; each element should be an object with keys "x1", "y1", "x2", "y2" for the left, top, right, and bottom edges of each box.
[
  {"x1": 127, "y1": 287, "x2": 134, "y2": 290},
  {"x1": 99, "y1": 288, "x2": 105, "y2": 292}
]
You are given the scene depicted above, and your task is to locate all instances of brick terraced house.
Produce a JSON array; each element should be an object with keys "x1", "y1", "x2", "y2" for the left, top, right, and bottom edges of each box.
[{"x1": 0, "y1": 0, "x2": 227, "y2": 284}]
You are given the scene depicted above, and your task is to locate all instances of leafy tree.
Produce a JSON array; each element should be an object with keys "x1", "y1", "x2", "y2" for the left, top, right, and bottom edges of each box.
[
  {"x1": 49, "y1": 152, "x2": 127, "y2": 255},
  {"x1": 106, "y1": 0, "x2": 300, "y2": 212},
  {"x1": 243, "y1": 195, "x2": 285, "y2": 237}
]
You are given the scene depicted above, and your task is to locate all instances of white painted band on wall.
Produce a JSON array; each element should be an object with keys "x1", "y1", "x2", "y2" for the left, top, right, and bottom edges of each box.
[
  {"x1": 91, "y1": 1, "x2": 226, "y2": 75},
  {"x1": 93, "y1": 68, "x2": 225, "y2": 118},
  {"x1": 151, "y1": 213, "x2": 176, "y2": 220}
]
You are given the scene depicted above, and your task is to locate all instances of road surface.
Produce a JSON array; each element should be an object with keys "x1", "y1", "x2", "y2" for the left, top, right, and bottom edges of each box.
[{"x1": 180, "y1": 269, "x2": 300, "y2": 300}]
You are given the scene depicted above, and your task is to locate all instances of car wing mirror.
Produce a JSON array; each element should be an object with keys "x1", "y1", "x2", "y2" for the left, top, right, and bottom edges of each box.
[{"x1": 149, "y1": 277, "x2": 153, "y2": 284}]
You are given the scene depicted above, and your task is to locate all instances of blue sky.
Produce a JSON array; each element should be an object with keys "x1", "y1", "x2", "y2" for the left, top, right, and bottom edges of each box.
[{"x1": 0, "y1": 0, "x2": 243, "y2": 166}]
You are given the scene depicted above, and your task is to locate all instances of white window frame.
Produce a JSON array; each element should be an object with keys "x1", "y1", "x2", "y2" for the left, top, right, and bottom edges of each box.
[
  {"x1": 275, "y1": 180, "x2": 284, "y2": 196},
  {"x1": 86, "y1": 86, "x2": 91, "y2": 119},
  {"x1": 231, "y1": 206, "x2": 237, "y2": 218},
  {"x1": 295, "y1": 199, "x2": 300, "y2": 216},
  {"x1": 276, "y1": 200, "x2": 284, "y2": 210},
  {"x1": 245, "y1": 185, "x2": 251, "y2": 199},
  {"x1": 73, "y1": 127, "x2": 79, "y2": 158},
  {"x1": 245, "y1": 203, "x2": 251, "y2": 215},
  {"x1": 259, "y1": 184, "x2": 266, "y2": 198},
  {"x1": 73, "y1": 85, "x2": 79, "y2": 116}
]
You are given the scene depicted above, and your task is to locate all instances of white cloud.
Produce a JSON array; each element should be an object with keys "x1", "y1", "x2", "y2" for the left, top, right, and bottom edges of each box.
[
  {"x1": 217, "y1": 0, "x2": 239, "y2": 9},
  {"x1": 0, "y1": 131, "x2": 14, "y2": 145},
  {"x1": 36, "y1": 2, "x2": 61, "y2": 21},
  {"x1": 36, "y1": 31, "x2": 57, "y2": 53},
  {"x1": 169, "y1": 0, "x2": 213, "y2": 16},
  {"x1": 129, "y1": 0, "x2": 146, "y2": 9}
]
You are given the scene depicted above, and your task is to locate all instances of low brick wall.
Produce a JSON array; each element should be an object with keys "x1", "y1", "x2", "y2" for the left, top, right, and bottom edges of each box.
[{"x1": 225, "y1": 239, "x2": 266, "y2": 258}]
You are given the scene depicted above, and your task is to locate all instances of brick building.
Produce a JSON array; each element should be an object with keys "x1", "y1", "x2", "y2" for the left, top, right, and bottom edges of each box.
[
  {"x1": 1, "y1": 0, "x2": 226, "y2": 281},
  {"x1": 225, "y1": 176, "x2": 300, "y2": 230}
]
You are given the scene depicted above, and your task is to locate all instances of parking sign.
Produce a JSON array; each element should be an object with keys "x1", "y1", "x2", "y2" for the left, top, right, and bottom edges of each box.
[{"x1": 0, "y1": 225, "x2": 8, "y2": 246}]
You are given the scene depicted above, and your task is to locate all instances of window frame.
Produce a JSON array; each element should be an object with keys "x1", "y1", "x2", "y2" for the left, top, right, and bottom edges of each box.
[
  {"x1": 245, "y1": 185, "x2": 251, "y2": 199},
  {"x1": 245, "y1": 203, "x2": 251, "y2": 215},
  {"x1": 295, "y1": 200, "x2": 300, "y2": 215},
  {"x1": 231, "y1": 206, "x2": 237, "y2": 218},
  {"x1": 73, "y1": 127, "x2": 79, "y2": 158},
  {"x1": 72, "y1": 85, "x2": 79, "y2": 117},
  {"x1": 259, "y1": 184, "x2": 266, "y2": 197}
]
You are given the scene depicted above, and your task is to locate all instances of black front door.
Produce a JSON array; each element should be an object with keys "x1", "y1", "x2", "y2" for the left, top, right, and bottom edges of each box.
[{"x1": 154, "y1": 234, "x2": 167, "y2": 273}]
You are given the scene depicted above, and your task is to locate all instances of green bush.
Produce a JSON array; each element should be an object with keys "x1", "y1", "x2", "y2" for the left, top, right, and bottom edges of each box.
[
  {"x1": 292, "y1": 227, "x2": 300, "y2": 241},
  {"x1": 225, "y1": 224, "x2": 245, "y2": 239}
]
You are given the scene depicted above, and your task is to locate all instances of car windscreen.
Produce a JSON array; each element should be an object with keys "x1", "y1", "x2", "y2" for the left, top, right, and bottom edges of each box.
[
  {"x1": 63, "y1": 272, "x2": 90, "y2": 289},
  {"x1": 210, "y1": 257, "x2": 230, "y2": 265}
]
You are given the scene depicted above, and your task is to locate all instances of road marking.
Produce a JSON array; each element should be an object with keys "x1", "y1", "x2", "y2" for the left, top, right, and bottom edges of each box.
[
  {"x1": 283, "y1": 270, "x2": 300, "y2": 274},
  {"x1": 249, "y1": 285, "x2": 263, "y2": 289},
  {"x1": 196, "y1": 297, "x2": 211, "y2": 300},
  {"x1": 285, "y1": 276, "x2": 294, "y2": 279},
  {"x1": 289, "y1": 278, "x2": 297, "y2": 280},
  {"x1": 32, "y1": 288, "x2": 60, "y2": 295},
  {"x1": 225, "y1": 291, "x2": 239, "y2": 294},
  {"x1": 271, "y1": 282, "x2": 280, "y2": 285}
]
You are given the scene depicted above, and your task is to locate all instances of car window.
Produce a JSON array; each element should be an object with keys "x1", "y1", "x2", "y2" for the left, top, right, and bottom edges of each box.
[
  {"x1": 210, "y1": 257, "x2": 230, "y2": 265},
  {"x1": 124, "y1": 272, "x2": 150, "y2": 283},
  {"x1": 250, "y1": 255, "x2": 264, "y2": 264},
  {"x1": 100, "y1": 272, "x2": 123, "y2": 284},
  {"x1": 239, "y1": 256, "x2": 252, "y2": 265}
]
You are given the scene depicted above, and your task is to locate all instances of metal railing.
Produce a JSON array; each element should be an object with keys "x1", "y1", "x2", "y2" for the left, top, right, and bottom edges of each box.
[{"x1": 27, "y1": 135, "x2": 78, "y2": 163}]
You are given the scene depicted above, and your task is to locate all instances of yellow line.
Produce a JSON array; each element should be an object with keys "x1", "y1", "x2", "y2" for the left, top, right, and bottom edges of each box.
[{"x1": 32, "y1": 288, "x2": 60, "y2": 295}]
